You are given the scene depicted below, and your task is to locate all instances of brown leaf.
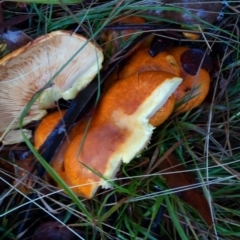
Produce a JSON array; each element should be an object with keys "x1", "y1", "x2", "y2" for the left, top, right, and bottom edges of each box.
[
  {"x1": 158, "y1": 154, "x2": 213, "y2": 227},
  {"x1": 32, "y1": 221, "x2": 85, "y2": 240},
  {"x1": 0, "y1": 14, "x2": 35, "y2": 28},
  {"x1": 148, "y1": 36, "x2": 174, "y2": 57},
  {"x1": 180, "y1": 48, "x2": 213, "y2": 75}
]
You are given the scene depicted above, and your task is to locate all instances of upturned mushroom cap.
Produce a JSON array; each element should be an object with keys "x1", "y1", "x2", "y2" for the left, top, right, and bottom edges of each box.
[
  {"x1": 0, "y1": 30, "x2": 103, "y2": 133},
  {"x1": 166, "y1": 46, "x2": 211, "y2": 112},
  {"x1": 63, "y1": 71, "x2": 182, "y2": 198}
]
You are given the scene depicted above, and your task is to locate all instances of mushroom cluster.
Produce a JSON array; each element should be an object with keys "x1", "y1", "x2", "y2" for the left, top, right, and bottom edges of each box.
[
  {"x1": 1, "y1": 29, "x2": 211, "y2": 198},
  {"x1": 34, "y1": 45, "x2": 211, "y2": 198},
  {"x1": 120, "y1": 46, "x2": 211, "y2": 114},
  {"x1": 0, "y1": 30, "x2": 103, "y2": 143}
]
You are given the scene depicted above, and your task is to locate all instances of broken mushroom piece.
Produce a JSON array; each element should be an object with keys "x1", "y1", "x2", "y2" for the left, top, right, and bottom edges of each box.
[
  {"x1": 0, "y1": 30, "x2": 103, "y2": 134},
  {"x1": 117, "y1": 47, "x2": 181, "y2": 126},
  {"x1": 63, "y1": 71, "x2": 182, "y2": 198},
  {"x1": 119, "y1": 46, "x2": 210, "y2": 113},
  {"x1": 34, "y1": 110, "x2": 88, "y2": 182},
  {"x1": 34, "y1": 71, "x2": 182, "y2": 198}
]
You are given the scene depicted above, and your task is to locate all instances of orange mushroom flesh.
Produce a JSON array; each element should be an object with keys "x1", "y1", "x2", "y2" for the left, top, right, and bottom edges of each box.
[
  {"x1": 34, "y1": 71, "x2": 182, "y2": 198},
  {"x1": 114, "y1": 47, "x2": 180, "y2": 127},
  {"x1": 34, "y1": 110, "x2": 88, "y2": 181},
  {"x1": 63, "y1": 71, "x2": 182, "y2": 198},
  {"x1": 34, "y1": 110, "x2": 66, "y2": 150},
  {"x1": 149, "y1": 94, "x2": 175, "y2": 126},
  {"x1": 119, "y1": 47, "x2": 181, "y2": 78},
  {"x1": 34, "y1": 110, "x2": 68, "y2": 180}
]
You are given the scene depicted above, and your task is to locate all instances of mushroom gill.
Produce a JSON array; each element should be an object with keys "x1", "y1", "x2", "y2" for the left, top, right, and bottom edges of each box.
[{"x1": 0, "y1": 30, "x2": 103, "y2": 133}]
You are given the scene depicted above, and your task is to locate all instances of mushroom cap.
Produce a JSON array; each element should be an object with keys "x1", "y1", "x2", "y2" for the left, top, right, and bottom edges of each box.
[
  {"x1": 64, "y1": 71, "x2": 182, "y2": 198},
  {"x1": 0, "y1": 30, "x2": 103, "y2": 133},
  {"x1": 166, "y1": 46, "x2": 211, "y2": 112},
  {"x1": 119, "y1": 47, "x2": 181, "y2": 79},
  {"x1": 34, "y1": 110, "x2": 66, "y2": 150},
  {"x1": 34, "y1": 110, "x2": 87, "y2": 182},
  {"x1": 34, "y1": 110, "x2": 68, "y2": 182}
]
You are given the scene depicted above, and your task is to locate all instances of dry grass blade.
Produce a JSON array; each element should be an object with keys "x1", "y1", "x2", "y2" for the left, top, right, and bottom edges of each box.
[{"x1": 158, "y1": 154, "x2": 213, "y2": 227}]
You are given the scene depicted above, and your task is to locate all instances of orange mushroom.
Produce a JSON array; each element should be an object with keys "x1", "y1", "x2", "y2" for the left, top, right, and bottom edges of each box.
[
  {"x1": 63, "y1": 71, "x2": 182, "y2": 198},
  {"x1": 34, "y1": 110, "x2": 88, "y2": 181},
  {"x1": 34, "y1": 71, "x2": 182, "y2": 198},
  {"x1": 113, "y1": 47, "x2": 180, "y2": 126},
  {"x1": 34, "y1": 110, "x2": 66, "y2": 150},
  {"x1": 149, "y1": 94, "x2": 175, "y2": 126},
  {"x1": 119, "y1": 47, "x2": 181, "y2": 78},
  {"x1": 119, "y1": 46, "x2": 210, "y2": 114},
  {"x1": 33, "y1": 45, "x2": 211, "y2": 198}
]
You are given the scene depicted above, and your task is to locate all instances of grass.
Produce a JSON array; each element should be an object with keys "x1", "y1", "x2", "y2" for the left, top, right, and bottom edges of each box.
[{"x1": 1, "y1": 0, "x2": 240, "y2": 239}]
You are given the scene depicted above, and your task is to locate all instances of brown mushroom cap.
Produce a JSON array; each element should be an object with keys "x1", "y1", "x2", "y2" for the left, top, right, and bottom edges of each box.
[
  {"x1": 63, "y1": 71, "x2": 182, "y2": 198},
  {"x1": 0, "y1": 30, "x2": 103, "y2": 133},
  {"x1": 166, "y1": 46, "x2": 211, "y2": 112}
]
